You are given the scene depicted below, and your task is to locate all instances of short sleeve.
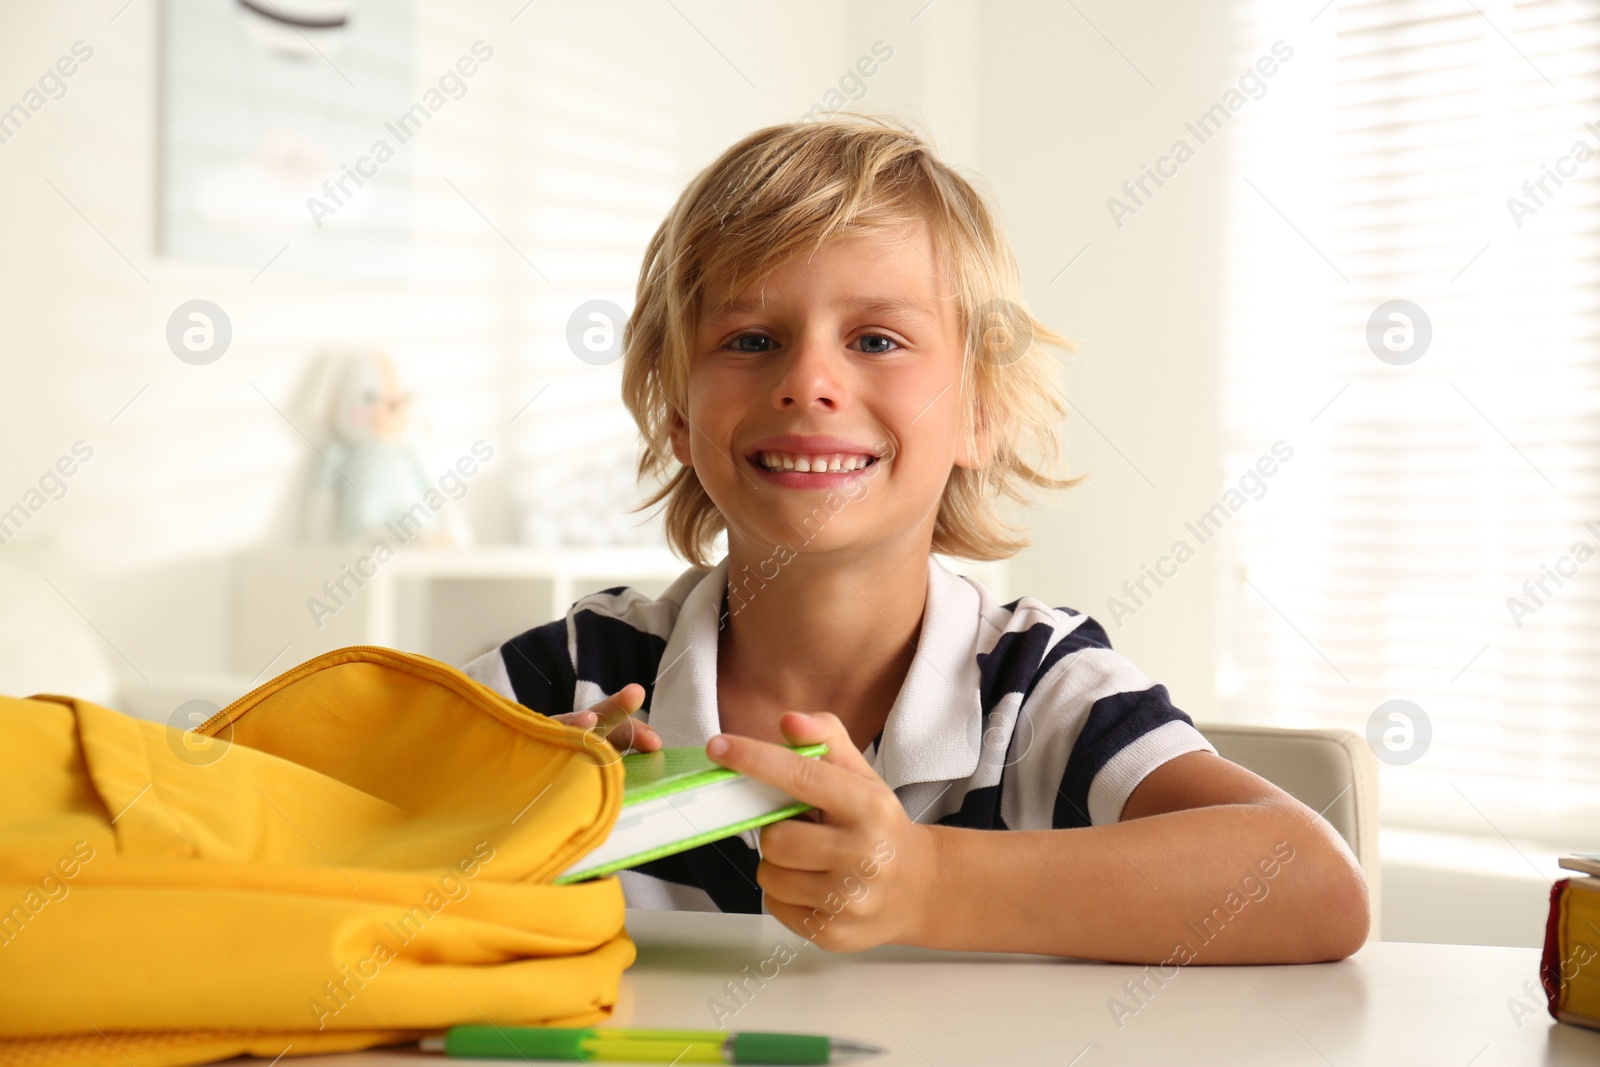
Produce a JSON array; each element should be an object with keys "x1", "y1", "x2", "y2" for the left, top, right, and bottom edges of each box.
[
  {"x1": 463, "y1": 618, "x2": 577, "y2": 716},
  {"x1": 1056, "y1": 681, "x2": 1216, "y2": 827},
  {"x1": 990, "y1": 605, "x2": 1215, "y2": 830},
  {"x1": 461, "y1": 646, "x2": 515, "y2": 700}
]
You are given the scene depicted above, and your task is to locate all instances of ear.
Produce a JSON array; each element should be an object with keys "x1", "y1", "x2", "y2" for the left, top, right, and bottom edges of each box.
[
  {"x1": 668, "y1": 407, "x2": 693, "y2": 467},
  {"x1": 954, "y1": 434, "x2": 986, "y2": 470},
  {"x1": 953, "y1": 393, "x2": 989, "y2": 470}
]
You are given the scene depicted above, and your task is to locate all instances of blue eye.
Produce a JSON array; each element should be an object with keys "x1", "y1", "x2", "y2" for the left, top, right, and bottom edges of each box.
[
  {"x1": 731, "y1": 333, "x2": 774, "y2": 353},
  {"x1": 857, "y1": 334, "x2": 896, "y2": 354}
]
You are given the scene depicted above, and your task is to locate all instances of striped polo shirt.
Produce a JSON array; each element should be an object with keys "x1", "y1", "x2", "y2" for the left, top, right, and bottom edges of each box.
[{"x1": 463, "y1": 556, "x2": 1214, "y2": 913}]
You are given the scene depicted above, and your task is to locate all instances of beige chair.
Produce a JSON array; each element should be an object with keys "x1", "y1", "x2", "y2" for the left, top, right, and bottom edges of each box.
[{"x1": 1197, "y1": 723, "x2": 1382, "y2": 939}]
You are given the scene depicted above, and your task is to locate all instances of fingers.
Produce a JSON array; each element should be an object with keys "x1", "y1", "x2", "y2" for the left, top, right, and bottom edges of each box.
[
  {"x1": 758, "y1": 851, "x2": 887, "y2": 903},
  {"x1": 757, "y1": 862, "x2": 849, "y2": 906},
  {"x1": 757, "y1": 815, "x2": 838, "y2": 871},
  {"x1": 590, "y1": 683, "x2": 646, "y2": 728},
  {"x1": 604, "y1": 714, "x2": 662, "y2": 752},
  {"x1": 549, "y1": 683, "x2": 660, "y2": 752},
  {"x1": 762, "y1": 886, "x2": 884, "y2": 954},
  {"x1": 707, "y1": 722, "x2": 883, "y2": 827},
  {"x1": 776, "y1": 711, "x2": 880, "y2": 780}
]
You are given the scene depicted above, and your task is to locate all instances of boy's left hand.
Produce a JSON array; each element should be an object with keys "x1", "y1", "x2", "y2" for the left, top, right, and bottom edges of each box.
[{"x1": 705, "y1": 712, "x2": 938, "y2": 952}]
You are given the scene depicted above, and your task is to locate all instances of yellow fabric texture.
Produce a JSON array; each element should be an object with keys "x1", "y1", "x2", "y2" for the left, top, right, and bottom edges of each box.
[
  {"x1": 0, "y1": 645, "x2": 633, "y2": 1066},
  {"x1": 1558, "y1": 879, "x2": 1600, "y2": 1026}
]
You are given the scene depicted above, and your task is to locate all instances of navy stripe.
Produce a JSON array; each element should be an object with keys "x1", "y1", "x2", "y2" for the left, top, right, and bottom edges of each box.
[
  {"x1": 490, "y1": 577, "x2": 1203, "y2": 913},
  {"x1": 634, "y1": 837, "x2": 764, "y2": 913},
  {"x1": 570, "y1": 609, "x2": 668, "y2": 714},
  {"x1": 628, "y1": 851, "x2": 703, "y2": 889},
  {"x1": 936, "y1": 783, "x2": 1005, "y2": 830},
  {"x1": 976, "y1": 611, "x2": 1109, "y2": 712},
  {"x1": 500, "y1": 620, "x2": 576, "y2": 715},
  {"x1": 975, "y1": 617, "x2": 1054, "y2": 712},
  {"x1": 1053, "y1": 684, "x2": 1196, "y2": 828},
  {"x1": 1003, "y1": 597, "x2": 1079, "y2": 618},
  {"x1": 1022, "y1": 613, "x2": 1111, "y2": 704}
]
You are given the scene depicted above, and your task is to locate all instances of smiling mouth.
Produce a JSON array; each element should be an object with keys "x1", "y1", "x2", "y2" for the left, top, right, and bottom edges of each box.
[{"x1": 752, "y1": 450, "x2": 880, "y2": 474}]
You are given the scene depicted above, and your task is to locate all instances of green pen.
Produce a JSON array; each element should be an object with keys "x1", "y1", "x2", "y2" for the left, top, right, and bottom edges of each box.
[{"x1": 418, "y1": 1025, "x2": 883, "y2": 1064}]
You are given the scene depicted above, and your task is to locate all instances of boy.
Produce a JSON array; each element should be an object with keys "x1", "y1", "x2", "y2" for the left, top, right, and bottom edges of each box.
[{"x1": 466, "y1": 116, "x2": 1368, "y2": 964}]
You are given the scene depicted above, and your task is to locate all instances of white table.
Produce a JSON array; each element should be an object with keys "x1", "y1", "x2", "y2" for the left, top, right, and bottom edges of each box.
[{"x1": 268, "y1": 910, "x2": 1600, "y2": 1066}]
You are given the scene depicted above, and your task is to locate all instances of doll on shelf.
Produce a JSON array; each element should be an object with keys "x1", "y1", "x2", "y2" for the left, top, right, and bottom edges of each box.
[{"x1": 298, "y1": 350, "x2": 471, "y2": 548}]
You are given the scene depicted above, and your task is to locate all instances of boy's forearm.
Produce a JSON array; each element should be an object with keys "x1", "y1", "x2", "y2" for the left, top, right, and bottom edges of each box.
[{"x1": 908, "y1": 802, "x2": 1369, "y2": 964}]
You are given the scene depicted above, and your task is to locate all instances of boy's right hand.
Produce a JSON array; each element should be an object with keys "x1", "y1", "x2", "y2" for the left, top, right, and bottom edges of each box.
[{"x1": 547, "y1": 682, "x2": 661, "y2": 754}]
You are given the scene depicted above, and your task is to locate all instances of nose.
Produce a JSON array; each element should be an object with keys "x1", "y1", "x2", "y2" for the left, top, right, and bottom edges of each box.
[{"x1": 770, "y1": 334, "x2": 844, "y2": 411}]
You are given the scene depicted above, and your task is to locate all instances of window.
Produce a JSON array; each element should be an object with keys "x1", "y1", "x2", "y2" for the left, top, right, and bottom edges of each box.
[{"x1": 1221, "y1": 0, "x2": 1600, "y2": 841}]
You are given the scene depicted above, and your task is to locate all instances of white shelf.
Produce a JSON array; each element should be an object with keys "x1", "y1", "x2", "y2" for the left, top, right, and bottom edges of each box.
[
  {"x1": 232, "y1": 545, "x2": 688, "y2": 676},
  {"x1": 231, "y1": 546, "x2": 1011, "y2": 681}
]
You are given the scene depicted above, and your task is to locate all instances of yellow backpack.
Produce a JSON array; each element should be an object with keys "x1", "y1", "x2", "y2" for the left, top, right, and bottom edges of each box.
[{"x1": 0, "y1": 645, "x2": 632, "y2": 1067}]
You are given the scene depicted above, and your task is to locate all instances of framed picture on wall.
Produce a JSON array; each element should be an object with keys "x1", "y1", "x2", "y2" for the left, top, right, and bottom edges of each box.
[{"x1": 158, "y1": 0, "x2": 413, "y2": 280}]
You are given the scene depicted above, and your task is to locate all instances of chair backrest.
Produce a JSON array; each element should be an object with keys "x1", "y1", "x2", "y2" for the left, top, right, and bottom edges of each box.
[{"x1": 1197, "y1": 723, "x2": 1381, "y2": 939}]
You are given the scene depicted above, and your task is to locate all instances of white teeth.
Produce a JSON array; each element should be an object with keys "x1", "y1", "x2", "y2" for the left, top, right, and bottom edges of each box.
[{"x1": 756, "y1": 450, "x2": 875, "y2": 473}]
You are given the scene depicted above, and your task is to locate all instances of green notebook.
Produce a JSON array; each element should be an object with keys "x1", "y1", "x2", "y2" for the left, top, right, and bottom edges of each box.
[{"x1": 554, "y1": 742, "x2": 828, "y2": 884}]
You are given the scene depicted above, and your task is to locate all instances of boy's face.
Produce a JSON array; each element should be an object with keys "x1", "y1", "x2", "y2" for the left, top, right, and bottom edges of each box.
[{"x1": 672, "y1": 223, "x2": 979, "y2": 560}]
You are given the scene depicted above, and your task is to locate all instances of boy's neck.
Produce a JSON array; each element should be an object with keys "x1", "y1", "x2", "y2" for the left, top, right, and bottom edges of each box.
[{"x1": 715, "y1": 541, "x2": 930, "y2": 751}]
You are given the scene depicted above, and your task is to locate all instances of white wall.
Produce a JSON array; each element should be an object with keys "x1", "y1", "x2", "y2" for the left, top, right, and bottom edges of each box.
[
  {"x1": 0, "y1": 0, "x2": 989, "y2": 699},
  {"x1": 1, "y1": 0, "x2": 1544, "y2": 947},
  {"x1": 980, "y1": 4, "x2": 1239, "y2": 723}
]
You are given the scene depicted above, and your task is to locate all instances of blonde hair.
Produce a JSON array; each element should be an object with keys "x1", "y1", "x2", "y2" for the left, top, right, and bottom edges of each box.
[{"x1": 622, "y1": 114, "x2": 1081, "y2": 566}]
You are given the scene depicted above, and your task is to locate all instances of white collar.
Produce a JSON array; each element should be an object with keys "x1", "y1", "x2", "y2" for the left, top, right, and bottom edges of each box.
[{"x1": 648, "y1": 556, "x2": 985, "y2": 792}]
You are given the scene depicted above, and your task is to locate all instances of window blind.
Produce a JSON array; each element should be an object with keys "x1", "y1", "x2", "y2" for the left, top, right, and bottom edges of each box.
[{"x1": 1220, "y1": 0, "x2": 1600, "y2": 842}]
